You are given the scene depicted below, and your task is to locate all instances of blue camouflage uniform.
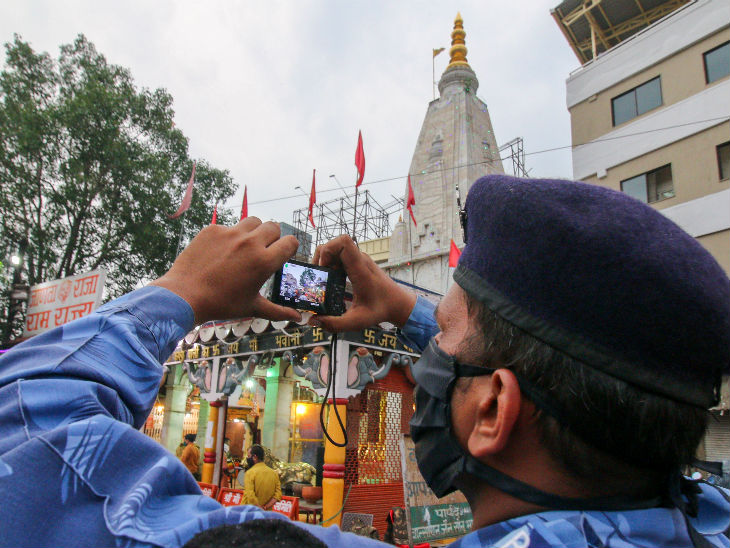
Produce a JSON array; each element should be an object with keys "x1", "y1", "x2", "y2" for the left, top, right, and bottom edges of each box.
[{"x1": 0, "y1": 287, "x2": 727, "y2": 547}]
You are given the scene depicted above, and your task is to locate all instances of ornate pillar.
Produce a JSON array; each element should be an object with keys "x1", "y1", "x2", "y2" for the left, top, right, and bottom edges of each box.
[
  {"x1": 196, "y1": 399, "x2": 210, "y2": 473},
  {"x1": 202, "y1": 400, "x2": 222, "y2": 483},
  {"x1": 261, "y1": 358, "x2": 295, "y2": 460},
  {"x1": 322, "y1": 398, "x2": 348, "y2": 528},
  {"x1": 160, "y1": 363, "x2": 190, "y2": 454},
  {"x1": 213, "y1": 399, "x2": 228, "y2": 487}
]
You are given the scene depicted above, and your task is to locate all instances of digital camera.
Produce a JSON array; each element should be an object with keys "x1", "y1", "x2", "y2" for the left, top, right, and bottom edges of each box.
[{"x1": 268, "y1": 259, "x2": 346, "y2": 316}]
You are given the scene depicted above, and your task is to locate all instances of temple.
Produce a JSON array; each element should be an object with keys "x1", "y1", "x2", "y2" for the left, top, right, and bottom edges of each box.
[{"x1": 387, "y1": 13, "x2": 504, "y2": 294}]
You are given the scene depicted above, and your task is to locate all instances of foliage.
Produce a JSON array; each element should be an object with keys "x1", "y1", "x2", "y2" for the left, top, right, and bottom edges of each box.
[{"x1": 0, "y1": 34, "x2": 236, "y2": 340}]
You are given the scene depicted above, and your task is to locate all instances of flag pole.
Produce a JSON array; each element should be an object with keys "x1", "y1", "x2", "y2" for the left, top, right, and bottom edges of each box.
[
  {"x1": 432, "y1": 47, "x2": 445, "y2": 101},
  {"x1": 169, "y1": 161, "x2": 197, "y2": 262},
  {"x1": 174, "y1": 217, "x2": 186, "y2": 260},
  {"x1": 433, "y1": 53, "x2": 436, "y2": 101},
  {"x1": 408, "y1": 216, "x2": 415, "y2": 285},
  {"x1": 352, "y1": 187, "x2": 358, "y2": 241}
]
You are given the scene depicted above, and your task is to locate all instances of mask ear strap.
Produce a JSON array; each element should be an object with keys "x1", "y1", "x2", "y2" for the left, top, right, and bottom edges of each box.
[
  {"x1": 455, "y1": 363, "x2": 495, "y2": 377},
  {"x1": 462, "y1": 454, "x2": 664, "y2": 511}
]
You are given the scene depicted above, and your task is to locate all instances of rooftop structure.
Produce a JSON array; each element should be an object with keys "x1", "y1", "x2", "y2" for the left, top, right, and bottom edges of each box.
[{"x1": 551, "y1": 0, "x2": 692, "y2": 64}]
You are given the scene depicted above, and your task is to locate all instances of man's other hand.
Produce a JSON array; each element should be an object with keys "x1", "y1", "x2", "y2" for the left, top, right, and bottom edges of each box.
[
  {"x1": 309, "y1": 235, "x2": 416, "y2": 332},
  {"x1": 150, "y1": 218, "x2": 302, "y2": 325}
]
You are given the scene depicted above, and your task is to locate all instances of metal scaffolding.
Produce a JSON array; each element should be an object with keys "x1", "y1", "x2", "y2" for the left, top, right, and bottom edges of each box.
[
  {"x1": 499, "y1": 137, "x2": 529, "y2": 178},
  {"x1": 292, "y1": 189, "x2": 392, "y2": 249},
  {"x1": 551, "y1": 0, "x2": 690, "y2": 64}
]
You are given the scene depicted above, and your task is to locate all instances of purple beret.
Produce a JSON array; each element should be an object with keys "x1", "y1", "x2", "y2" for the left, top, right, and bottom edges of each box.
[{"x1": 454, "y1": 175, "x2": 729, "y2": 408}]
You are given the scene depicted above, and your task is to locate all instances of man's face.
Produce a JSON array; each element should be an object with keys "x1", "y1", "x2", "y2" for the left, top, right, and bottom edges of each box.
[
  {"x1": 433, "y1": 284, "x2": 472, "y2": 357},
  {"x1": 432, "y1": 284, "x2": 489, "y2": 450}
]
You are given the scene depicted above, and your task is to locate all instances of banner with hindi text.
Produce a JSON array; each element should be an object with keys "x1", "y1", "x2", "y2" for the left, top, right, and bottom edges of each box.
[{"x1": 23, "y1": 269, "x2": 107, "y2": 338}]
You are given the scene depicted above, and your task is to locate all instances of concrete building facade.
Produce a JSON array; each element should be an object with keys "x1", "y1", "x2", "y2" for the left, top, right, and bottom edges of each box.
[{"x1": 556, "y1": 0, "x2": 729, "y2": 272}]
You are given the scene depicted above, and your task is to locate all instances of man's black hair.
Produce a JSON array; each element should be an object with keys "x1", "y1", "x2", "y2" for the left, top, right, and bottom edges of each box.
[
  {"x1": 182, "y1": 519, "x2": 326, "y2": 548},
  {"x1": 462, "y1": 294, "x2": 707, "y2": 484},
  {"x1": 184, "y1": 433, "x2": 196, "y2": 443},
  {"x1": 250, "y1": 444, "x2": 265, "y2": 461}
]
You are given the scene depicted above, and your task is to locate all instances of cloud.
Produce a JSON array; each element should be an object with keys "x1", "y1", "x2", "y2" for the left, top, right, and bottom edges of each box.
[{"x1": 1, "y1": 0, "x2": 579, "y2": 226}]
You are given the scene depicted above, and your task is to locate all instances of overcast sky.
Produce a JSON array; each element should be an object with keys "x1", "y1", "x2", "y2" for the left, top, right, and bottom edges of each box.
[{"x1": 2, "y1": 0, "x2": 580, "y2": 227}]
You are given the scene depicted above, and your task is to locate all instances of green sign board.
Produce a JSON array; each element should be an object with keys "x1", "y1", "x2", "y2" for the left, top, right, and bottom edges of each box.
[{"x1": 409, "y1": 502, "x2": 473, "y2": 544}]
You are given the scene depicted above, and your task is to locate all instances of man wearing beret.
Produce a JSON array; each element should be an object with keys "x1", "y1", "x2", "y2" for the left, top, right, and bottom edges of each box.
[
  {"x1": 310, "y1": 175, "x2": 730, "y2": 547},
  {"x1": 0, "y1": 175, "x2": 728, "y2": 547}
]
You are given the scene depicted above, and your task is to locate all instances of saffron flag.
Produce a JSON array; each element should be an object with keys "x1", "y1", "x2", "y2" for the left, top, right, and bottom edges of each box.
[
  {"x1": 355, "y1": 130, "x2": 365, "y2": 188},
  {"x1": 406, "y1": 174, "x2": 417, "y2": 226},
  {"x1": 240, "y1": 186, "x2": 248, "y2": 220},
  {"x1": 308, "y1": 169, "x2": 316, "y2": 228},
  {"x1": 168, "y1": 162, "x2": 196, "y2": 219},
  {"x1": 433, "y1": 47, "x2": 445, "y2": 57},
  {"x1": 449, "y1": 239, "x2": 461, "y2": 268},
  {"x1": 211, "y1": 204, "x2": 218, "y2": 225}
]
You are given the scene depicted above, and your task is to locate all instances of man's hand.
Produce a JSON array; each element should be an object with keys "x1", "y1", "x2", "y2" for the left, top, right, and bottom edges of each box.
[
  {"x1": 309, "y1": 235, "x2": 416, "y2": 332},
  {"x1": 150, "y1": 217, "x2": 302, "y2": 325}
]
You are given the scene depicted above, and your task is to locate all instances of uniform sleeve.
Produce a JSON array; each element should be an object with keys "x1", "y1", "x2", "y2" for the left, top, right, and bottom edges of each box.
[
  {"x1": 0, "y1": 285, "x2": 194, "y2": 429},
  {"x1": 397, "y1": 295, "x2": 438, "y2": 352},
  {"x1": 0, "y1": 285, "x2": 400, "y2": 548}
]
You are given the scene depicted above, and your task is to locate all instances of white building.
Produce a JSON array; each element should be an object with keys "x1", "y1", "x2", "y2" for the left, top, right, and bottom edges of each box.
[{"x1": 385, "y1": 14, "x2": 504, "y2": 295}]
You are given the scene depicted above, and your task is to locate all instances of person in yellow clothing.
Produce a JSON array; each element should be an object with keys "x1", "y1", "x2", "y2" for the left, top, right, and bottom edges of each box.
[
  {"x1": 180, "y1": 433, "x2": 200, "y2": 480},
  {"x1": 243, "y1": 444, "x2": 281, "y2": 510}
]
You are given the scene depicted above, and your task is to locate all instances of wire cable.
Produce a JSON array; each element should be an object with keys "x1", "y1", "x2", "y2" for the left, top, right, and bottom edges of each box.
[
  {"x1": 213, "y1": 115, "x2": 729, "y2": 212},
  {"x1": 319, "y1": 333, "x2": 348, "y2": 448}
]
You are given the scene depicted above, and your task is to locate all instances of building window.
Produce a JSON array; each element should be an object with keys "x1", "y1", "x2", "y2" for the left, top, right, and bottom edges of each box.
[
  {"x1": 611, "y1": 77, "x2": 662, "y2": 126},
  {"x1": 621, "y1": 164, "x2": 674, "y2": 204},
  {"x1": 718, "y1": 142, "x2": 730, "y2": 181},
  {"x1": 704, "y1": 41, "x2": 730, "y2": 84}
]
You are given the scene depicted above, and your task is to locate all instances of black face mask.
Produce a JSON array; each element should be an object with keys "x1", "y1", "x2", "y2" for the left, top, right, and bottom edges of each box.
[
  {"x1": 409, "y1": 338, "x2": 667, "y2": 511},
  {"x1": 408, "y1": 338, "x2": 493, "y2": 497},
  {"x1": 245, "y1": 457, "x2": 255, "y2": 469}
]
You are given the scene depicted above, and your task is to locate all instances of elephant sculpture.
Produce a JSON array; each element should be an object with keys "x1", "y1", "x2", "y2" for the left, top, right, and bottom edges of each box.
[
  {"x1": 347, "y1": 350, "x2": 414, "y2": 391},
  {"x1": 292, "y1": 346, "x2": 329, "y2": 390},
  {"x1": 184, "y1": 360, "x2": 210, "y2": 392},
  {"x1": 219, "y1": 357, "x2": 252, "y2": 396},
  {"x1": 248, "y1": 349, "x2": 275, "y2": 371}
]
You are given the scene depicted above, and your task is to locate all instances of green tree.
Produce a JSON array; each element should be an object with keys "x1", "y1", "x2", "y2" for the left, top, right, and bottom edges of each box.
[{"x1": 0, "y1": 35, "x2": 236, "y2": 341}]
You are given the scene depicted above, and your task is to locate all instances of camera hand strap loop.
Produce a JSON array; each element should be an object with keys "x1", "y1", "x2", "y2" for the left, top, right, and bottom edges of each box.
[{"x1": 320, "y1": 333, "x2": 348, "y2": 448}]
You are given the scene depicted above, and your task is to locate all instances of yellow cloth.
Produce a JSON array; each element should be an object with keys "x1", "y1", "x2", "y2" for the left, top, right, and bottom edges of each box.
[
  {"x1": 180, "y1": 443, "x2": 199, "y2": 475},
  {"x1": 243, "y1": 462, "x2": 281, "y2": 508}
]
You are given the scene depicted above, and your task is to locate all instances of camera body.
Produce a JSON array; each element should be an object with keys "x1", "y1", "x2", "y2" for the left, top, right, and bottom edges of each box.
[{"x1": 269, "y1": 259, "x2": 346, "y2": 316}]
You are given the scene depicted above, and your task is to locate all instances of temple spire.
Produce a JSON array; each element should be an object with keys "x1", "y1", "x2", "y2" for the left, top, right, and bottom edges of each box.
[{"x1": 446, "y1": 12, "x2": 470, "y2": 70}]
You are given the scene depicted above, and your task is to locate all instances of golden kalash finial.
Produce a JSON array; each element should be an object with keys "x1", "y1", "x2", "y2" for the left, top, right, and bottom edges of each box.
[{"x1": 446, "y1": 12, "x2": 470, "y2": 70}]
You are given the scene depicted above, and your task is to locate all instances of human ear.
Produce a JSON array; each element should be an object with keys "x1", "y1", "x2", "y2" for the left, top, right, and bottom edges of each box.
[{"x1": 466, "y1": 369, "x2": 521, "y2": 457}]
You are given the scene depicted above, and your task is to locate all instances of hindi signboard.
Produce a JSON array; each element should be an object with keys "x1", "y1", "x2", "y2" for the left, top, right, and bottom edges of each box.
[
  {"x1": 23, "y1": 269, "x2": 106, "y2": 338},
  {"x1": 400, "y1": 434, "x2": 473, "y2": 545}
]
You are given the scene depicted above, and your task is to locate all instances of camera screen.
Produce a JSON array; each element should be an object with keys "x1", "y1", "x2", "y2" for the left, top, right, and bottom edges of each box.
[{"x1": 278, "y1": 262, "x2": 328, "y2": 311}]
